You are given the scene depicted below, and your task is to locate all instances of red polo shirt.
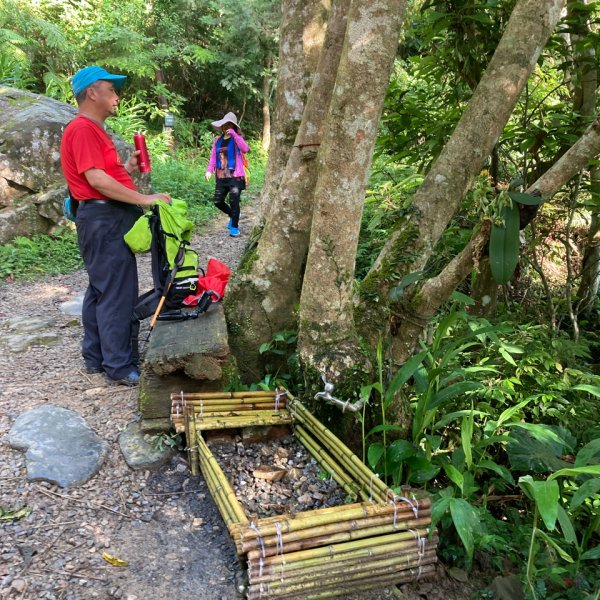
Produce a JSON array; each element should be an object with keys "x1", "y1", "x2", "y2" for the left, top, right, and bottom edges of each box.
[{"x1": 60, "y1": 115, "x2": 137, "y2": 201}]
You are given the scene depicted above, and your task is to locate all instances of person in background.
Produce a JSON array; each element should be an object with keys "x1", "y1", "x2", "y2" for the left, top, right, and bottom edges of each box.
[
  {"x1": 60, "y1": 65, "x2": 171, "y2": 386},
  {"x1": 205, "y1": 112, "x2": 249, "y2": 237}
]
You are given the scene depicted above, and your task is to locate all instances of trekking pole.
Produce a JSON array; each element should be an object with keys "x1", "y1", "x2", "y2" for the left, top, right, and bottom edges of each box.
[{"x1": 145, "y1": 243, "x2": 187, "y2": 341}]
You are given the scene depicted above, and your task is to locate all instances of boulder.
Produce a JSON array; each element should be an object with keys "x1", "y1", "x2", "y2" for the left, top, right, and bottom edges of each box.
[{"x1": 0, "y1": 85, "x2": 148, "y2": 244}]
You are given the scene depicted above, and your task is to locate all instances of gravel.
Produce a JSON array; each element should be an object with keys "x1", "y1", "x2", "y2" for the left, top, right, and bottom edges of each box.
[{"x1": 0, "y1": 204, "x2": 472, "y2": 599}]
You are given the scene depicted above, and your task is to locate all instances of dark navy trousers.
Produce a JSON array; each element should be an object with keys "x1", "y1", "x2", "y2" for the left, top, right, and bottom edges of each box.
[{"x1": 76, "y1": 201, "x2": 143, "y2": 380}]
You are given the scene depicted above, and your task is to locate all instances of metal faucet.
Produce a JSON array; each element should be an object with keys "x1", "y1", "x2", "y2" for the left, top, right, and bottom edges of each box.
[{"x1": 314, "y1": 374, "x2": 368, "y2": 413}]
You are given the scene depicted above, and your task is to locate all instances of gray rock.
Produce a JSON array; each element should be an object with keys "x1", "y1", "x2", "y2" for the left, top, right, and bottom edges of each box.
[
  {"x1": 58, "y1": 294, "x2": 85, "y2": 316},
  {"x1": 8, "y1": 404, "x2": 107, "y2": 488},
  {"x1": 118, "y1": 421, "x2": 174, "y2": 470},
  {"x1": 3, "y1": 331, "x2": 61, "y2": 352},
  {"x1": 4, "y1": 315, "x2": 57, "y2": 332}
]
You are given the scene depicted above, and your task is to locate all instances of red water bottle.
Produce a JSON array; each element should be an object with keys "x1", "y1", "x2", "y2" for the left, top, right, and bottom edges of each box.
[{"x1": 133, "y1": 132, "x2": 151, "y2": 173}]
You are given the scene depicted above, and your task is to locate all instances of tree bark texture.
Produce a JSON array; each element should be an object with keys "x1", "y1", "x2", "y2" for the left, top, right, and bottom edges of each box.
[
  {"x1": 256, "y1": 0, "x2": 330, "y2": 221},
  {"x1": 298, "y1": 0, "x2": 407, "y2": 376},
  {"x1": 261, "y1": 58, "x2": 272, "y2": 151},
  {"x1": 358, "y1": 0, "x2": 566, "y2": 362},
  {"x1": 226, "y1": 0, "x2": 350, "y2": 380}
]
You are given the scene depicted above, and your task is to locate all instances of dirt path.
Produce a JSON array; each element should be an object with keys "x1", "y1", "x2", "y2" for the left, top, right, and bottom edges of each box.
[{"x1": 0, "y1": 208, "x2": 469, "y2": 600}]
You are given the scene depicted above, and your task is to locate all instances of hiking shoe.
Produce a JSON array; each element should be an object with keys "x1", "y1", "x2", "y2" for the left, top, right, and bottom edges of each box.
[
  {"x1": 106, "y1": 370, "x2": 140, "y2": 387},
  {"x1": 85, "y1": 366, "x2": 104, "y2": 374},
  {"x1": 229, "y1": 227, "x2": 240, "y2": 237}
]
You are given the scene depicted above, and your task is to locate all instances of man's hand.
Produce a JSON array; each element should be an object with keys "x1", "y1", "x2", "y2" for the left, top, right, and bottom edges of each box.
[
  {"x1": 205, "y1": 171, "x2": 212, "y2": 181},
  {"x1": 125, "y1": 150, "x2": 141, "y2": 174},
  {"x1": 145, "y1": 193, "x2": 171, "y2": 205}
]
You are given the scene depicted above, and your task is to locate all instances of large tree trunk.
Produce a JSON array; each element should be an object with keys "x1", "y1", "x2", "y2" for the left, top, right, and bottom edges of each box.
[
  {"x1": 298, "y1": 0, "x2": 407, "y2": 376},
  {"x1": 357, "y1": 0, "x2": 566, "y2": 363},
  {"x1": 226, "y1": 0, "x2": 350, "y2": 380},
  {"x1": 255, "y1": 0, "x2": 329, "y2": 222}
]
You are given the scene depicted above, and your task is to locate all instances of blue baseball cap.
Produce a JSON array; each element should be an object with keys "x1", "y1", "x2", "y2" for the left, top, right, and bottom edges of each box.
[{"x1": 71, "y1": 66, "x2": 127, "y2": 96}]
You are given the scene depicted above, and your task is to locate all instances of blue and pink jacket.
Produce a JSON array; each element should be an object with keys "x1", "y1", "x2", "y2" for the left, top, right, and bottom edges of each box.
[{"x1": 206, "y1": 129, "x2": 249, "y2": 179}]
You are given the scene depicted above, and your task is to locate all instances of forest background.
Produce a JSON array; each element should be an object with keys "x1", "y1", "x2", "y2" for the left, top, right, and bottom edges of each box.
[{"x1": 1, "y1": 1, "x2": 600, "y2": 598}]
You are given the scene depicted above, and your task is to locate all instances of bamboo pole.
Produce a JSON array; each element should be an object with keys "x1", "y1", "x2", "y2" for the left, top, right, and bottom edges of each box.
[
  {"x1": 246, "y1": 528, "x2": 431, "y2": 567},
  {"x1": 246, "y1": 557, "x2": 437, "y2": 599},
  {"x1": 249, "y1": 531, "x2": 439, "y2": 578},
  {"x1": 242, "y1": 516, "x2": 431, "y2": 557},
  {"x1": 188, "y1": 405, "x2": 199, "y2": 477},
  {"x1": 175, "y1": 398, "x2": 286, "y2": 408},
  {"x1": 291, "y1": 401, "x2": 393, "y2": 500},
  {"x1": 247, "y1": 565, "x2": 436, "y2": 600},
  {"x1": 171, "y1": 390, "x2": 287, "y2": 400},
  {"x1": 235, "y1": 497, "x2": 430, "y2": 543},
  {"x1": 293, "y1": 425, "x2": 362, "y2": 501},
  {"x1": 240, "y1": 506, "x2": 432, "y2": 554},
  {"x1": 190, "y1": 414, "x2": 292, "y2": 430},
  {"x1": 294, "y1": 424, "x2": 380, "y2": 502},
  {"x1": 197, "y1": 435, "x2": 248, "y2": 525},
  {"x1": 249, "y1": 548, "x2": 437, "y2": 588}
]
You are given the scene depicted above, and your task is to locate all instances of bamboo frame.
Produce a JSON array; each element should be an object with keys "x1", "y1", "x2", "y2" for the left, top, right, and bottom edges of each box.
[{"x1": 170, "y1": 390, "x2": 437, "y2": 599}]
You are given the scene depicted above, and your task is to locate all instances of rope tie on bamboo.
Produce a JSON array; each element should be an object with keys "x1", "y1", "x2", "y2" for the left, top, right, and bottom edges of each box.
[
  {"x1": 329, "y1": 545, "x2": 335, "y2": 559},
  {"x1": 275, "y1": 388, "x2": 286, "y2": 411},
  {"x1": 199, "y1": 399, "x2": 204, "y2": 418},
  {"x1": 409, "y1": 528, "x2": 426, "y2": 565},
  {"x1": 395, "y1": 495, "x2": 419, "y2": 519},
  {"x1": 275, "y1": 522, "x2": 284, "y2": 556},
  {"x1": 389, "y1": 498, "x2": 399, "y2": 529},
  {"x1": 369, "y1": 473, "x2": 380, "y2": 502},
  {"x1": 249, "y1": 522, "x2": 266, "y2": 558},
  {"x1": 259, "y1": 556, "x2": 264, "y2": 580},
  {"x1": 410, "y1": 566, "x2": 423, "y2": 581}
]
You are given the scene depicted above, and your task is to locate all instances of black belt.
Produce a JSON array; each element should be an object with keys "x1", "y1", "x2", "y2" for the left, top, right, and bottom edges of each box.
[{"x1": 81, "y1": 199, "x2": 114, "y2": 205}]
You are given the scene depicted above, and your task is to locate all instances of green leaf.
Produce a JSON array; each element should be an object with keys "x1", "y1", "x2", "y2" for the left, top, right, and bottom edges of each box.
[
  {"x1": 387, "y1": 439, "x2": 417, "y2": 463},
  {"x1": 434, "y1": 409, "x2": 489, "y2": 429},
  {"x1": 518, "y1": 475, "x2": 559, "y2": 531},
  {"x1": 570, "y1": 478, "x2": 600, "y2": 509},
  {"x1": 365, "y1": 424, "x2": 406, "y2": 439},
  {"x1": 429, "y1": 381, "x2": 482, "y2": 411},
  {"x1": 388, "y1": 271, "x2": 424, "y2": 301},
  {"x1": 572, "y1": 384, "x2": 600, "y2": 399},
  {"x1": 405, "y1": 456, "x2": 440, "y2": 484},
  {"x1": 443, "y1": 464, "x2": 464, "y2": 493},
  {"x1": 574, "y1": 438, "x2": 600, "y2": 467},
  {"x1": 478, "y1": 460, "x2": 515, "y2": 484},
  {"x1": 489, "y1": 202, "x2": 520, "y2": 284},
  {"x1": 536, "y1": 530, "x2": 574, "y2": 563},
  {"x1": 549, "y1": 465, "x2": 600, "y2": 481},
  {"x1": 581, "y1": 546, "x2": 600, "y2": 560},
  {"x1": 508, "y1": 191, "x2": 544, "y2": 205},
  {"x1": 367, "y1": 443, "x2": 385, "y2": 470},
  {"x1": 556, "y1": 505, "x2": 577, "y2": 545},
  {"x1": 461, "y1": 413, "x2": 473, "y2": 469},
  {"x1": 496, "y1": 398, "x2": 532, "y2": 429},
  {"x1": 499, "y1": 347, "x2": 517, "y2": 366},
  {"x1": 430, "y1": 495, "x2": 453, "y2": 531},
  {"x1": 384, "y1": 350, "x2": 427, "y2": 409},
  {"x1": 508, "y1": 424, "x2": 572, "y2": 473},
  {"x1": 449, "y1": 498, "x2": 478, "y2": 559}
]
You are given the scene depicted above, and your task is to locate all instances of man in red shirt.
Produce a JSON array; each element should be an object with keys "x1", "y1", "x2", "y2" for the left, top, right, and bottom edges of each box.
[{"x1": 61, "y1": 65, "x2": 171, "y2": 386}]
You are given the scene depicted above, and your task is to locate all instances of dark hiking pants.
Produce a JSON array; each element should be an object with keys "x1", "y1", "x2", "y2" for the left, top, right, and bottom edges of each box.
[
  {"x1": 76, "y1": 200, "x2": 143, "y2": 380},
  {"x1": 212, "y1": 176, "x2": 244, "y2": 228}
]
